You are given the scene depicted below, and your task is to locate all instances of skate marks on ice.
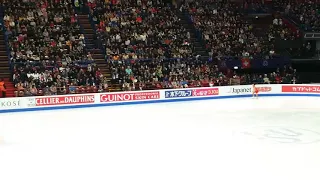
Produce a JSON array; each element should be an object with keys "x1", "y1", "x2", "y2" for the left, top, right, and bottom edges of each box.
[{"x1": 234, "y1": 126, "x2": 320, "y2": 144}]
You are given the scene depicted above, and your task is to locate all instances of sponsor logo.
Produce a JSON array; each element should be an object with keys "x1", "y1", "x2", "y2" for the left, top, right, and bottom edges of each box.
[
  {"x1": 0, "y1": 99, "x2": 21, "y2": 108},
  {"x1": 27, "y1": 98, "x2": 36, "y2": 107},
  {"x1": 263, "y1": 60, "x2": 268, "y2": 66},
  {"x1": 256, "y1": 87, "x2": 272, "y2": 92},
  {"x1": 100, "y1": 91, "x2": 160, "y2": 102},
  {"x1": 36, "y1": 95, "x2": 95, "y2": 106},
  {"x1": 165, "y1": 90, "x2": 192, "y2": 98},
  {"x1": 228, "y1": 87, "x2": 252, "y2": 94},
  {"x1": 192, "y1": 88, "x2": 219, "y2": 96},
  {"x1": 228, "y1": 87, "x2": 272, "y2": 94},
  {"x1": 282, "y1": 85, "x2": 320, "y2": 93}
]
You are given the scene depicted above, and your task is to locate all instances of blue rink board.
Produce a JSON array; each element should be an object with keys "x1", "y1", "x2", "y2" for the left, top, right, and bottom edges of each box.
[{"x1": 1, "y1": 93, "x2": 320, "y2": 113}]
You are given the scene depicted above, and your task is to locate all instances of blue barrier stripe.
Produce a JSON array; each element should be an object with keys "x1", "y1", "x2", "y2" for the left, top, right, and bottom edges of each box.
[{"x1": 0, "y1": 93, "x2": 320, "y2": 114}]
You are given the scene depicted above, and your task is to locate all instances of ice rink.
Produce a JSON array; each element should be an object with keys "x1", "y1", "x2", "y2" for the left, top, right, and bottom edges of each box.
[{"x1": 1, "y1": 96, "x2": 320, "y2": 180}]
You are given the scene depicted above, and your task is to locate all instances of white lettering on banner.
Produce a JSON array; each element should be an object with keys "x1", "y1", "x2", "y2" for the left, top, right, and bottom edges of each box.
[
  {"x1": 0, "y1": 99, "x2": 21, "y2": 109},
  {"x1": 35, "y1": 95, "x2": 95, "y2": 106},
  {"x1": 100, "y1": 92, "x2": 160, "y2": 102},
  {"x1": 295, "y1": 87, "x2": 312, "y2": 92},
  {"x1": 292, "y1": 86, "x2": 319, "y2": 92},
  {"x1": 101, "y1": 94, "x2": 134, "y2": 102},
  {"x1": 312, "y1": 87, "x2": 320, "y2": 92},
  {"x1": 282, "y1": 85, "x2": 320, "y2": 93}
]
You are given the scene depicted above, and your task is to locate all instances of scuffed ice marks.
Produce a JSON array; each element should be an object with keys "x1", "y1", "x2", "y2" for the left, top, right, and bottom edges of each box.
[{"x1": 234, "y1": 126, "x2": 320, "y2": 144}]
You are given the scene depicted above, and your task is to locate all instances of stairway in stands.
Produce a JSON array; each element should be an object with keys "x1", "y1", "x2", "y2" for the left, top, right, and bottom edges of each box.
[
  {"x1": 176, "y1": 10, "x2": 209, "y2": 61},
  {"x1": 0, "y1": 33, "x2": 14, "y2": 97},
  {"x1": 76, "y1": 14, "x2": 119, "y2": 91}
]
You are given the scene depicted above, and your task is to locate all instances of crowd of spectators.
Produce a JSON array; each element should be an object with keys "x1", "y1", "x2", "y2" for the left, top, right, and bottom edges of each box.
[
  {"x1": 266, "y1": 15, "x2": 303, "y2": 57},
  {"x1": 184, "y1": 0, "x2": 307, "y2": 60},
  {"x1": 99, "y1": 0, "x2": 299, "y2": 91},
  {"x1": 243, "y1": 0, "x2": 271, "y2": 14},
  {"x1": 2, "y1": 0, "x2": 109, "y2": 96},
  {"x1": 0, "y1": 0, "x2": 300, "y2": 97},
  {"x1": 243, "y1": 0, "x2": 320, "y2": 33},
  {"x1": 110, "y1": 59, "x2": 297, "y2": 91},
  {"x1": 273, "y1": 0, "x2": 320, "y2": 32},
  {"x1": 185, "y1": 1, "x2": 273, "y2": 58},
  {"x1": 88, "y1": 0, "x2": 194, "y2": 61},
  {"x1": 268, "y1": 16, "x2": 300, "y2": 41}
]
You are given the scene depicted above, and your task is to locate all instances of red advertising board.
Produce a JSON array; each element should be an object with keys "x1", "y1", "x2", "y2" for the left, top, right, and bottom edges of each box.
[
  {"x1": 36, "y1": 95, "x2": 95, "y2": 106},
  {"x1": 100, "y1": 91, "x2": 160, "y2": 102},
  {"x1": 257, "y1": 87, "x2": 272, "y2": 92},
  {"x1": 192, "y1": 88, "x2": 219, "y2": 96},
  {"x1": 282, "y1": 85, "x2": 320, "y2": 93}
]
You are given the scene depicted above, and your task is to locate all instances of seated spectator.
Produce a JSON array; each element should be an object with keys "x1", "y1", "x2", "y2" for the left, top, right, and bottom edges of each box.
[{"x1": 14, "y1": 81, "x2": 24, "y2": 97}]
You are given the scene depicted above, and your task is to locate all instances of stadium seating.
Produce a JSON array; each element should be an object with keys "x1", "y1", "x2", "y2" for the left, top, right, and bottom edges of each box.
[
  {"x1": 273, "y1": 0, "x2": 320, "y2": 32},
  {"x1": 89, "y1": 0, "x2": 194, "y2": 61},
  {"x1": 0, "y1": 0, "x2": 302, "y2": 97},
  {"x1": 2, "y1": 0, "x2": 108, "y2": 96}
]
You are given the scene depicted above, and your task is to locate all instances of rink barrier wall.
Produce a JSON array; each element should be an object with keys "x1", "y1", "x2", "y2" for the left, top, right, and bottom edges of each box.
[{"x1": 0, "y1": 84, "x2": 320, "y2": 113}]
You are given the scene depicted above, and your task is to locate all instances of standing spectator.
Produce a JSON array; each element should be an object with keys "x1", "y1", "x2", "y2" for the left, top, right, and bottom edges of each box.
[{"x1": 0, "y1": 78, "x2": 6, "y2": 98}]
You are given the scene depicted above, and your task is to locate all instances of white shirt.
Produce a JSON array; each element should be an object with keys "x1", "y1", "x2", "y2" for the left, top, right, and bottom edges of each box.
[
  {"x1": 3, "y1": 15, "x2": 10, "y2": 21},
  {"x1": 125, "y1": 39, "x2": 130, "y2": 45},
  {"x1": 273, "y1": 18, "x2": 278, "y2": 25},
  {"x1": 140, "y1": 34, "x2": 147, "y2": 41},
  {"x1": 9, "y1": 21, "x2": 15, "y2": 27},
  {"x1": 116, "y1": 34, "x2": 121, "y2": 41}
]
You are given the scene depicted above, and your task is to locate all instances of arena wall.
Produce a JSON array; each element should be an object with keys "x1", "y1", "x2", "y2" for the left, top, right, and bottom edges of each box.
[{"x1": 0, "y1": 84, "x2": 319, "y2": 113}]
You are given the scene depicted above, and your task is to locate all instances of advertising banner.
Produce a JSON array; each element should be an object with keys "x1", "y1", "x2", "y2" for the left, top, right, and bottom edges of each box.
[
  {"x1": 192, "y1": 88, "x2": 219, "y2": 96},
  {"x1": 35, "y1": 95, "x2": 95, "y2": 106},
  {"x1": 282, "y1": 85, "x2": 320, "y2": 93},
  {"x1": 26, "y1": 97, "x2": 36, "y2": 107},
  {"x1": 0, "y1": 98, "x2": 22, "y2": 109},
  {"x1": 227, "y1": 86, "x2": 272, "y2": 94},
  {"x1": 227, "y1": 87, "x2": 252, "y2": 94},
  {"x1": 165, "y1": 90, "x2": 192, "y2": 98},
  {"x1": 100, "y1": 91, "x2": 160, "y2": 102},
  {"x1": 256, "y1": 87, "x2": 272, "y2": 92}
]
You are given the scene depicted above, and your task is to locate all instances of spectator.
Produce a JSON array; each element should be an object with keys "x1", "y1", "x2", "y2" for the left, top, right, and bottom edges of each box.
[
  {"x1": 0, "y1": 78, "x2": 6, "y2": 98},
  {"x1": 263, "y1": 74, "x2": 270, "y2": 84}
]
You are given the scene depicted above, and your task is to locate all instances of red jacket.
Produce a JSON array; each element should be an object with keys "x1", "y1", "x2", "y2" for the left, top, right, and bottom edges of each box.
[{"x1": 0, "y1": 81, "x2": 6, "y2": 91}]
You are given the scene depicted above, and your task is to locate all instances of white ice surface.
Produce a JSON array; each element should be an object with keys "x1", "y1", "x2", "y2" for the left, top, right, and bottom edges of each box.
[{"x1": 1, "y1": 96, "x2": 320, "y2": 180}]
